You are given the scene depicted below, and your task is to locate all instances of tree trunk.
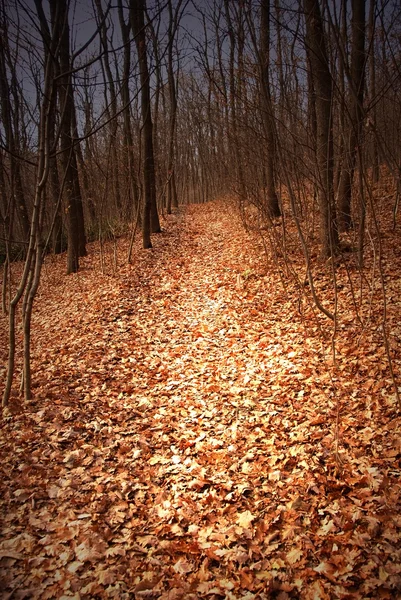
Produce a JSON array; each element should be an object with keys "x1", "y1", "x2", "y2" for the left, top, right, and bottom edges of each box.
[
  {"x1": 304, "y1": 0, "x2": 339, "y2": 256},
  {"x1": 131, "y1": 0, "x2": 160, "y2": 248},
  {"x1": 338, "y1": 0, "x2": 366, "y2": 230},
  {"x1": 166, "y1": 0, "x2": 183, "y2": 214},
  {"x1": 334, "y1": 0, "x2": 348, "y2": 197},
  {"x1": 56, "y1": 0, "x2": 86, "y2": 273},
  {"x1": 368, "y1": 0, "x2": 379, "y2": 182},
  {"x1": 224, "y1": 0, "x2": 247, "y2": 209},
  {"x1": 260, "y1": 0, "x2": 280, "y2": 218},
  {"x1": 3, "y1": 0, "x2": 57, "y2": 405},
  {"x1": 48, "y1": 102, "x2": 64, "y2": 254},
  {"x1": 94, "y1": 0, "x2": 121, "y2": 213},
  {"x1": 34, "y1": 0, "x2": 64, "y2": 255},
  {"x1": 71, "y1": 94, "x2": 91, "y2": 232},
  {"x1": 117, "y1": 0, "x2": 140, "y2": 221},
  {"x1": 0, "y1": 24, "x2": 30, "y2": 242}
]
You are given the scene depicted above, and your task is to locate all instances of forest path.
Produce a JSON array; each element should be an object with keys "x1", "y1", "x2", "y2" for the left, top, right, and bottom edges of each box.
[{"x1": 1, "y1": 200, "x2": 400, "y2": 599}]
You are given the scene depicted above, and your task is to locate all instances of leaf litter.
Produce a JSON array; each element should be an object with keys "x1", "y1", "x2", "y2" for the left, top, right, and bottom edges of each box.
[{"x1": 0, "y1": 199, "x2": 400, "y2": 599}]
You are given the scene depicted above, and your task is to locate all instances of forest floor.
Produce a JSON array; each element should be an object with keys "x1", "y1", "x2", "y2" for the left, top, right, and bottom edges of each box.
[{"x1": 0, "y1": 199, "x2": 400, "y2": 600}]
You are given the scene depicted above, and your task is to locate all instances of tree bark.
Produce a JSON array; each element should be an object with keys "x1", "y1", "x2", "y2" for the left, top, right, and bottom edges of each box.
[
  {"x1": 56, "y1": 0, "x2": 86, "y2": 273},
  {"x1": 224, "y1": 0, "x2": 247, "y2": 210},
  {"x1": 34, "y1": 0, "x2": 64, "y2": 254},
  {"x1": 260, "y1": 0, "x2": 281, "y2": 218},
  {"x1": 117, "y1": 0, "x2": 140, "y2": 220},
  {"x1": 338, "y1": 0, "x2": 366, "y2": 230},
  {"x1": 0, "y1": 22, "x2": 30, "y2": 242},
  {"x1": 94, "y1": 0, "x2": 121, "y2": 213},
  {"x1": 166, "y1": 0, "x2": 184, "y2": 213},
  {"x1": 48, "y1": 98, "x2": 64, "y2": 254},
  {"x1": 3, "y1": 0, "x2": 57, "y2": 405},
  {"x1": 368, "y1": 0, "x2": 379, "y2": 183},
  {"x1": 304, "y1": 0, "x2": 339, "y2": 256},
  {"x1": 131, "y1": 0, "x2": 160, "y2": 248}
]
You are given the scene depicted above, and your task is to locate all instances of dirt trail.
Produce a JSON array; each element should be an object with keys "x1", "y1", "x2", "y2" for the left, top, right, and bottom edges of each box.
[{"x1": 1, "y1": 201, "x2": 400, "y2": 599}]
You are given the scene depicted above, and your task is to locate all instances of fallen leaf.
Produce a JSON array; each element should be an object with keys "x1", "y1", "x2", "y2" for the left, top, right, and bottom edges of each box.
[{"x1": 236, "y1": 510, "x2": 256, "y2": 529}]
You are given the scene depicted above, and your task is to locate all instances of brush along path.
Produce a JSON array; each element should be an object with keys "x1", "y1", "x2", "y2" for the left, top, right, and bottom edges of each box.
[{"x1": 0, "y1": 200, "x2": 400, "y2": 599}]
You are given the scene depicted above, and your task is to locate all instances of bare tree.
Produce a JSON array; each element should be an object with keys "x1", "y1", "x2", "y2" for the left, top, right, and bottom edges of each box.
[
  {"x1": 117, "y1": 0, "x2": 140, "y2": 221},
  {"x1": 338, "y1": 0, "x2": 366, "y2": 230},
  {"x1": 131, "y1": 0, "x2": 159, "y2": 248},
  {"x1": 166, "y1": 0, "x2": 187, "y2": 214},
  {"x1": 224, "y1": 0, "x2": 247, "y2": 209},
  {"x1": 57, "y1": 0, "x2": 87, "y2": 274},
  {"x1": 3, "y1": 0, "x2": 59, "y2": 405},
  {"x1": 303, "y1": 0, "x2": 339, "y2": 256},
  {"x1": 368, "y1": 0, "x2": 379, "y2": 183},
  {"x1": 259, "y1": 0, "x2": 281, "y2": 218},
  {"x1": 94, "y1": 0, "x2": 122, "y2": 213},
  {"x1": 0, "y1": 6, "x2": 30, "y2": 242}
]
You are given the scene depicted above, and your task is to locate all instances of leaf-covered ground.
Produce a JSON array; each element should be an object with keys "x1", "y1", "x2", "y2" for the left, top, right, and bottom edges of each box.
[{"x1": 1, "y1": 200, "x2": 400, "y2": 599}]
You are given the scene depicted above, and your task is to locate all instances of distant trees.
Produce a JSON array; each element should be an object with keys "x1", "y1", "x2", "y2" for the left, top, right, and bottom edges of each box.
[
  {"x1": 187, "y1": 0, "x2": 400, "y2": 259},
  {"x1": 1, "y1": 0, "x2": 400, "y2": 267}
]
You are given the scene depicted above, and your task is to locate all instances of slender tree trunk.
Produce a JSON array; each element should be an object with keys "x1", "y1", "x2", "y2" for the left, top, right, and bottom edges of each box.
[
  {"x1": 338, "y1": 0, "x2": 366, "y2": 230},
  {"x1": 166, "y1": 0, "x2": 183, "y2": 214},
  {"x1": 0, "y1": 22, "x2": 30, "y2": 241},
  {"x1": 224, "y1": 0, "x2": 247, "y2": 209},
  {"x1": 35, "y1": 0, "x2": 63, "y2": 255},
  {"x1": 82, "y1": 71, "x2": 97, "y2": 223},
  {"x1": 70, "y1": 144, "x2": 87, "y2": 258},
  {"x1": 94, "y1": 0, "x2": 121, "y2": 213},
  {"x1": 335, "y1": 0, "x2": 348, "y2": 196},
  {"x1": 304, "y1": 0, "x2": 339, "y2": 256},
  {"x1": 71, "y1": 94, "x2": 91, "y2": 227},
  {"x1": 3, "y1": 0, "x2": 57, "y2": 405},
  {"x1": 260, "y1": 0, "x2": 280, "y2": 218},
  {"x1": 368, "y1": 0, "x2": 379, "y2": 182},
  {"x1": 0, "y1": 150, "x2": 11, "y2": 316},
  {"x1": 57, "y1": 0, "x2": 86, "y2": 273},
  {"x1": 131, "y1": 0, "x2": 160, "y2": 248},
  {"x1": 117, "y1": 0, "x2": 139, "y2": 220},
  {"x1": 48, "y1": 106, "x2": 64, "y2": 254},
  {"x1": 146, "y1": 11, "x2": 164, "y2": 209}
]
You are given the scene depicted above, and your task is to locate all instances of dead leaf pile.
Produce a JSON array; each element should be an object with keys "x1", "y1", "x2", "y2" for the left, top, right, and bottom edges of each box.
[{"x1": 0, "y1": 199, "x2": 400, "y2": 599}]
